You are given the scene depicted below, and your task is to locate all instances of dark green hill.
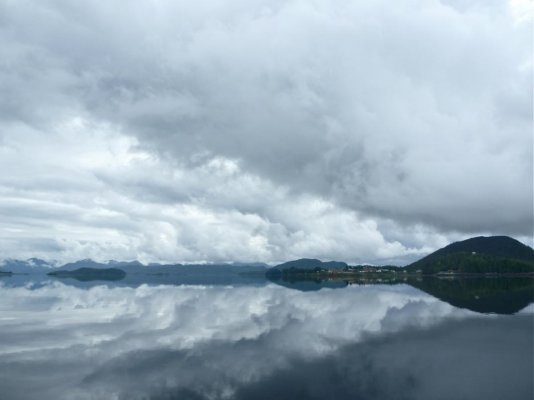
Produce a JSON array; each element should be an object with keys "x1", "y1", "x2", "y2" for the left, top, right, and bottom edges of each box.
[
  {"x1": 406, "y1": 236, "x2": 534, "y2": 274},
  {"x1": 266, "y1": 259, "x2": 348, "y2": 279},
  {"x1": 423, "y1": 236, "x2": 533, "y2": 260},
  {"x1": 48, "y1": 267, "x2": 126, "y2": 281},
  {"x1": 273, "y1": 258, "x2": 347, "y2": 271}
]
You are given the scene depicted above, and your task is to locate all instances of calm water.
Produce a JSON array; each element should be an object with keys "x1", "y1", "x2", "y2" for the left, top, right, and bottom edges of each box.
[{"x1": 0, "y1": 273, "x2": 533, "y2": 400}]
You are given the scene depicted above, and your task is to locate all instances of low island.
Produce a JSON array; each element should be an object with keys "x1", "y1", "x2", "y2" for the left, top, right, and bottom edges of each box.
[{"x1": 47, "y1": 267, "x2": 126, "y2": 281}]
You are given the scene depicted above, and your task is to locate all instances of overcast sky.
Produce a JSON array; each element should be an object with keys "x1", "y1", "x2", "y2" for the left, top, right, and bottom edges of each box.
[{"x1": 0, "y1": 0, "x2": 532, "y2": 264}]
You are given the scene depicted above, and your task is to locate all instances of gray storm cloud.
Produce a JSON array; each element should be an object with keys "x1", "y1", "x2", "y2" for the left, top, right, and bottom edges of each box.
[{"x1": 0, "y1": 0, "x2": 531, "y2": 262}]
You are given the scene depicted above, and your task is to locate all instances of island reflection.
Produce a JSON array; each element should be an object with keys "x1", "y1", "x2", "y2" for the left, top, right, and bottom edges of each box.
[{"x1": 267, "y1": 275, "x2": 534, "y2": 315}]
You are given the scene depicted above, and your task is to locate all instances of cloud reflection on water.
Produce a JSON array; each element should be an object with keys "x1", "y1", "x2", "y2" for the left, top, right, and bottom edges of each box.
[{"x1": 0, "y1": 282, "x2": 531, "y2": 399}]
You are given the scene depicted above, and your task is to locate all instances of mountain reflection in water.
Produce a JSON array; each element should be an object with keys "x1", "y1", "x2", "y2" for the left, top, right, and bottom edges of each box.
[
  {"x1": 268, "y1": 275, "x2": 534, "y2": 315},
  {"x1": 0, "y1": 279, "x2": 532, "y2": 400}
]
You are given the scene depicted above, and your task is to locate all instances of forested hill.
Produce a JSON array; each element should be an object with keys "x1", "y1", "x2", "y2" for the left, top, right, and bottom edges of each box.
[
  {"x1": 422, "y1": 236, "x2": 533, "y2": 260},
  {"x1": 272, "y1": 258, "x2": 348, "y2": 271},
  {"x1": 406, "y1": 236, "x2": 534, "y2": 274}
]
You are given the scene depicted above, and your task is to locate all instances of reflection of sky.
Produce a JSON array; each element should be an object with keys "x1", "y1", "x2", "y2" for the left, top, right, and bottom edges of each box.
[{"x1": 0, "y1": 283, "x2": 532, "y2": 400}]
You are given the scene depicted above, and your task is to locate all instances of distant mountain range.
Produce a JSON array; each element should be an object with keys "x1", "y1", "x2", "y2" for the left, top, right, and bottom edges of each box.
[
  {"x1": 0, "y1": 258, "x2": 269, "y2": 274},
  {"x1": 1, "y1": 236, "x2": 532, "y2": 276},
  {"x1": 0, "y1": 259, "x2": 270, "y2": 286},
  {"x1": 0, "y1": 258, "x2": 56, "y2": 273}
]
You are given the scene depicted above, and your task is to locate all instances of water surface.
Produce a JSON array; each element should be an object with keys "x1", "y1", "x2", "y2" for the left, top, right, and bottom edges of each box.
[{"x1": 0, "y1": 274, "x2": 532, "y2": 400}]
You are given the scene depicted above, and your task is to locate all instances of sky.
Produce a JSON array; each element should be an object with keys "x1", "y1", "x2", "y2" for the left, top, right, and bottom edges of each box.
[{"x1": 0, "y1": 0, "x2": 532, "y2": 264}]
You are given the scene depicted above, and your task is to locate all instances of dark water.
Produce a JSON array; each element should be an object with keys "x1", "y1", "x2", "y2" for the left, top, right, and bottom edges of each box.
[{"x1": 0, "y1": 273, "x2": 532, "y2": 400}]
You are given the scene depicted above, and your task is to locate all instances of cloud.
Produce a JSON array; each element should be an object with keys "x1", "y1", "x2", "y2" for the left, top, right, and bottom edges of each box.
[
  {"x1": 0, "y1": 0, "x2": 531, "y2": 262},
  {"x1": 0, "y1": 117, "x2": 447, "y2": 264}
]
